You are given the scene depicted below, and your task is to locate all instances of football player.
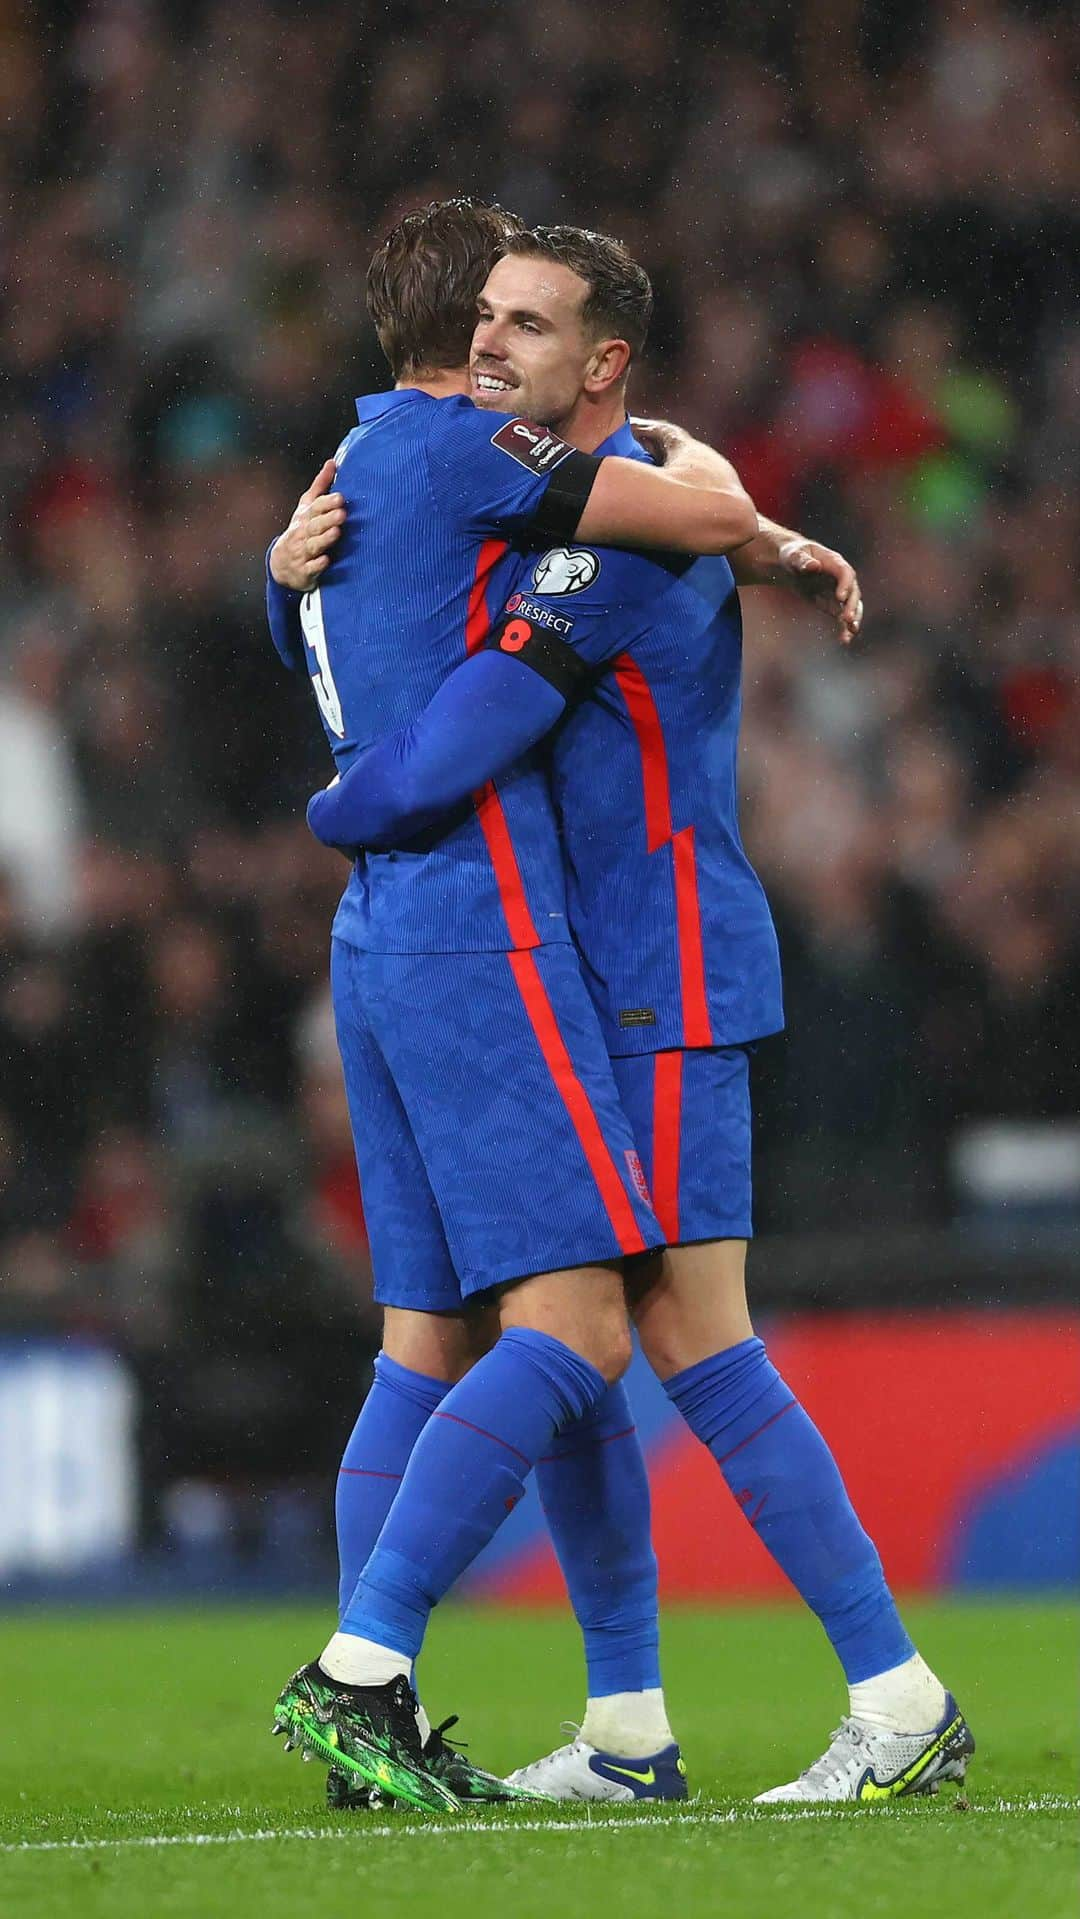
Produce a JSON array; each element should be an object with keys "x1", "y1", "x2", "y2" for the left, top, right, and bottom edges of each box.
[
  {"x1": 293, "y1": 226, "x2": 974, "y2": 1807},
  {"x1": 266, "y1": 199, "x2": 758, "y2": 1810}
]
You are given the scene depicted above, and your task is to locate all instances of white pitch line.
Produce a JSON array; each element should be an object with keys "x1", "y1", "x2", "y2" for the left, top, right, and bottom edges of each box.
[{"x1": 4, "y1": 1798, "x2": 1077, "y2": 1856}]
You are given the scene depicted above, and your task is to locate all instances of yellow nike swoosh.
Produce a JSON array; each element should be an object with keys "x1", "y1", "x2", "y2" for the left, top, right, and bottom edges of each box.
[
  {"x1": 604, "y1": 1763, "x2": 656, "y2": 1786},
  {"x1": 857, "y1": 1720, "x2": 960, "y2": 1801}
]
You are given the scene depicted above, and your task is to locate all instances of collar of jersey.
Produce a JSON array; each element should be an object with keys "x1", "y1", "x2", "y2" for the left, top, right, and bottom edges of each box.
[
  {"x1": 351, "y1": 394, "x2": 649, "y2": 458},
  {"x1": 597, "y1": 415, "x2": 650, "y2": 462},
  {"x1": 354, "y1": 389, "x2": 430, "y2": 423}
]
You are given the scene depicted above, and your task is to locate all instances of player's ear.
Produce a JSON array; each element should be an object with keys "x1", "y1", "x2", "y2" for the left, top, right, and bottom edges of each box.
[{"x1": 584, "y1": 337, "x2": 631, "y2": 397}]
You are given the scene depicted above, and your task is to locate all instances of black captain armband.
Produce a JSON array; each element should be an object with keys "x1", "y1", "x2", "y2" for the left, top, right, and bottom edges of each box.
[
  {"x1": 485, "y1": 609, "x2": 596, "y2": 705},
  {"x1": 527, "y1": 449, "x2": 601, "y2": 545}
]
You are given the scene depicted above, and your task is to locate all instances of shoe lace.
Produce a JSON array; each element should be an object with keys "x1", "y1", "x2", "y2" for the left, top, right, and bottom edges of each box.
[
  {"x1": 510, "y1": 1723, "x2": 586, "y2": 1786},
  {"x1": 426, "y1": 1715, "x2": 466, "y2": 1760},
  {"x1": 799, "y1": 1719, "x2": 865, "y2": 1792}
]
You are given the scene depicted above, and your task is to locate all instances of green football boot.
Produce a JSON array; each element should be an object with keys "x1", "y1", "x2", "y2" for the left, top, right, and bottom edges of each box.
[
  {"x1": 325, "y1": 1768, "x2": 382, "y2": 1812},
  {"x1": 325, "y1": 1712, "x2": 549, "y2": 1810},
  {"x1": 423, "y1": 1714, "x2": 549, "y2": 1804},
  {"x1": 273, "y1": 1662, "x2": 460, "y2": 1813}
]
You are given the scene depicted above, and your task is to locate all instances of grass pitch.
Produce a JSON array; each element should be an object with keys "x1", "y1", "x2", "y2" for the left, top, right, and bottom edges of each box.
[{"x1": 2, "y1": 1598, "x2": 1076, "y2": 1919}]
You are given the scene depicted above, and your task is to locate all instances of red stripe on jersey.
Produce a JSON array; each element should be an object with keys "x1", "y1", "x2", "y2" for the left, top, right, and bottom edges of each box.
[
  {"x1": 672, "y1": 826, "x2": 714, "y2": 1046},
  {"x1": 464, "y1": 539, "x2": 541, "y2": 948},
  {"x1": 465, "y1": 539, "x2": 509, "y2": 655},
  {"x1": 615, "y1": 654, "x2": 714, "y2": 1046},
  {"x1": 475, "y1": 784, "x2": 541, "y2": 949},
  {"x1": 508, "y1": 949, "x2": 648, "y2": 1256},
  {"x1": 652, "y1": 1049, "x2": 683, "y2": 1242},
  {"x1": 613, "y1": 654, "x2": 672, "y2": 852}
]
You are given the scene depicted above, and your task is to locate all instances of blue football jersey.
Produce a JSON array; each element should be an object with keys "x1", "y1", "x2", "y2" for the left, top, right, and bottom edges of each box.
[
  {"x1": 499, "y1": 419, "x2": 784, "y2": 1054},
  {"x1": 278, "y1": 388, "x2": 591, "y2": 953}
]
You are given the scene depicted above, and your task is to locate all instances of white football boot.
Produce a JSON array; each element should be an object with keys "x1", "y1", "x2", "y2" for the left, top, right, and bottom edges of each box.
[
  {"x1": 506, "y1": 1727, "x2": 688, "y2": 1803},
  {"x1": 755, "y1": 1692, "x2": 975, "y2": 1803}
]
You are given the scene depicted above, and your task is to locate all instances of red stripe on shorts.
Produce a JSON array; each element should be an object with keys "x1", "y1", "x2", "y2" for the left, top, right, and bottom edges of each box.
[
  {"x1": 652, "y1": 1049, "x2": 683, "y2": 1243},
  {"x1": 508, "y1": 949, "x2": 648, "y2": 1256}
]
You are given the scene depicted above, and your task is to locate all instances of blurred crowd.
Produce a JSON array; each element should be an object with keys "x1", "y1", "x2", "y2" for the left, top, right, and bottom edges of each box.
[{"x1": 1, "y1": 0, "x2": 1078, "y2": 1469}]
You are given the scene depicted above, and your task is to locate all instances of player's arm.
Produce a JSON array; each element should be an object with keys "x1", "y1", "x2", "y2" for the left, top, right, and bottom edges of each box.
[
  {"x1": 632, "y1": 419, "x2": 863, "y2": 640},
  {"x1": 569, "y1": 447, "x2": 757, "y2": 557},
  {"x1": 265, "y1": 460, "x2": 346, "y2": 671},
  {"x1": 427, "y1": 405, "x2": 758, "y2": 559},
  {"x1": 306, "y1": 554, "x2": 660, "y2": 854},
  {"x1": 306, "y1": 644, "x2": 572, "y2": 853}
]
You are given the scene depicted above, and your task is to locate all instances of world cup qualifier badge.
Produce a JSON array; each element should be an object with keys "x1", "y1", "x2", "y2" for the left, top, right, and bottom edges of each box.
[{"x1": 490, "y1": 417, "x2": 575, "y2": 473}]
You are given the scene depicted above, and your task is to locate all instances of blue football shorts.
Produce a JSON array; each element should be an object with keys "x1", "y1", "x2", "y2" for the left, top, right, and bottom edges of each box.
[
  {"x1": 611, "y1": 1045, "x2": 753, "y2": 1245},
  {"x1": 331, "y1": 937, "x2": 663, "y2": 1310}
]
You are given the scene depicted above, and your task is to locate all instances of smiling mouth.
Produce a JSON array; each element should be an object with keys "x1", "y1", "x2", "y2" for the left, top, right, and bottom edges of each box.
[{"x1": 473, "y1": 368, "x2": 517, "y2": 397}]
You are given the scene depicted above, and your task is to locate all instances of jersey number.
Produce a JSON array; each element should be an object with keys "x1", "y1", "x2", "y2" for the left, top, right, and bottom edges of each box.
[{"x1": 300, "y1": 588, "x2": 345, "y2": 738}]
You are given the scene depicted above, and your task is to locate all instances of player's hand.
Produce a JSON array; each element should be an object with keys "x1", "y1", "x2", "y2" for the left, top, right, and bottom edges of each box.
[
  {"x1": 269, "y1": 460, "x2": 346, "y2": 592},
  {"x1": 628, "y1": 418, "x2": 690, "y2": 466},
  {"x1": 778, "y1": 538, "x2": 863, "y2": 643}
]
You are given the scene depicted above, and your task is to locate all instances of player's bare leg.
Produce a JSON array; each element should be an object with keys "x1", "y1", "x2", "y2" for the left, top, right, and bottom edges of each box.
[
  {"x1": 381, "y1": 1302, "x2": 495, "y2": 1382},
  {"x1": 497, "y1": 1263, "x2": 631, "y2": 1379},
  {"x1": 628, "y1": 1237, "x2": 752, "y2": 1380}
]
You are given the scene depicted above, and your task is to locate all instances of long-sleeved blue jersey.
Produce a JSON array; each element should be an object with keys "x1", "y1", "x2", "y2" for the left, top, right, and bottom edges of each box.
[
  {"x1": 268, "y1": 387, "x2": 601, "y2": 954},
  {"x1": 306, "y1": 418, "x2": 784, "y2": 1054}
]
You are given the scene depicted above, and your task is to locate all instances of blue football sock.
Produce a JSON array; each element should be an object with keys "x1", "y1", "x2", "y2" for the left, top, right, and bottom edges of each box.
[
  {"x1": 335, "y1": 1353, "x2": 449, "y2": 1619},
  {"x1": 665, "y1": 1337, "x2": 915, "y2": 1684},
  {"x1": 343, "y1": 1327, "x2": 608, "y2": 1660},
  {"x1": 536, "y1": 1382, "x2": 661, "y2": 1697}
]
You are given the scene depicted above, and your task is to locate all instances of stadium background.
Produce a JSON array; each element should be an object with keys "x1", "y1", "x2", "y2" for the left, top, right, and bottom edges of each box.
[{"x1": 0, "y1": 0, "x2": 1077, "y2": 1608}]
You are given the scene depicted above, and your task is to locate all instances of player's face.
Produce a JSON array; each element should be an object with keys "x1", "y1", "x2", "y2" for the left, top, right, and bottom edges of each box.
[{"x1": 470, "y1": 255, "x2": 598, "y2": 429}]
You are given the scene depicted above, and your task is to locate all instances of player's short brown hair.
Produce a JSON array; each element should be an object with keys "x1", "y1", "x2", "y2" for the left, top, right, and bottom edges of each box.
[
  {"x1": 367, "y1": 198, "x2": 524, "y2": 380},
  {"x1": 503, "y1": 225, "x2": 653, "y2": 358}
]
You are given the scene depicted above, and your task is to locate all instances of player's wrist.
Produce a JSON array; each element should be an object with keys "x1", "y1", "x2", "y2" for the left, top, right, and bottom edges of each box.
[
  {"x1": 777, "y1": 536, "x2": 812, "y2": 569},
  {"x1": 268, "y1": 534, "x2": 292, "y2": 589},
  {"x1": 737, "y1": 528, "x2": 810, "y2": 587}
]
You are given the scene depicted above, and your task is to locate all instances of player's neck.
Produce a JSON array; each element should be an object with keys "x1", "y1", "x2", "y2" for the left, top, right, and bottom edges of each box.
[
  {"x1": 556, "y1": 389, "x2": 628, "y2": 455},
  {"x1": 395, "y1": 367, "x2": 470, "y2": 400}
]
